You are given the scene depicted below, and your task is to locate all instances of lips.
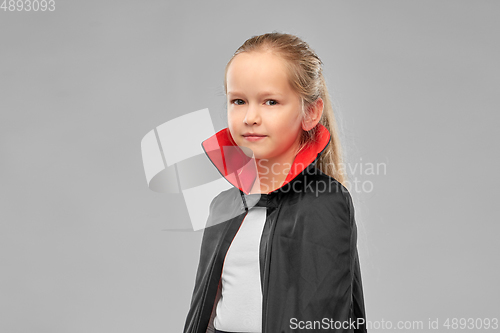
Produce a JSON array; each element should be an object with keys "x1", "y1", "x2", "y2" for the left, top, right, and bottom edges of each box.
[
  {"x1": 242, "y1": 133, "x2": 267, "y2": 142},
  {"x1": 243, "y1": 133, "x2": 267, "y2": 137}
]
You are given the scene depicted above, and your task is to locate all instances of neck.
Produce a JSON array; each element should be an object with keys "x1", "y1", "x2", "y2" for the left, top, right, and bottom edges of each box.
[{"x1": 249, "y1": 148, "x2": 299, "y2": 194}]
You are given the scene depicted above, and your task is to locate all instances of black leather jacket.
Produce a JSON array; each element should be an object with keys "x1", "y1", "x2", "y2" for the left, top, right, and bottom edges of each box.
[{"x1": 183, "y1": 124, "x2": 367, "y2": 332}]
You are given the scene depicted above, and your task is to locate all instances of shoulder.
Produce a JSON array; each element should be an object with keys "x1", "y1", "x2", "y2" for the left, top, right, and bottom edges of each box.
[
  {"x1": 291, "y1": 166, "x2": 354, "y2": 230},
  {"x1": 302, "y1": 166, "x2": 352, "y2": 212},
  {"x1": 278, "y1": 167, "x2": 356, "y2": 251},
  {"x1": 205, "y1": 186, "x2": 245, "y2": 229},
  {"x1": 209, "y1": 186, "x2": 240, "y2": 209}
]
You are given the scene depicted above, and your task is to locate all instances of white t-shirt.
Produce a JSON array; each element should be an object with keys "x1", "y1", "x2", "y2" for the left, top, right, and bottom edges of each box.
[{"x1": 213, "y1": 206, "x2": 267, "y2": 333}]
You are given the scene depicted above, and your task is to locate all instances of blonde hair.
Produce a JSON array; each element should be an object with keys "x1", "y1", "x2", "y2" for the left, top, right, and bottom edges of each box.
[{"x1": 224, "y1": 31, "x2": 348, "y2": 187}]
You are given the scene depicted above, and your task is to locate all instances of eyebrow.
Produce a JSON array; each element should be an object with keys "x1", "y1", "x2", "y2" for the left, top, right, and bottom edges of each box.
[{"x1": 227, "y1": 91, "x2": 283, "y2": 98}]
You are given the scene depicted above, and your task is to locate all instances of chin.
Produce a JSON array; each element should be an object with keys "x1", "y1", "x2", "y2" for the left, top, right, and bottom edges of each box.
[{"x1": 252, "y1": 151, "x2": 273, "y2": 161}]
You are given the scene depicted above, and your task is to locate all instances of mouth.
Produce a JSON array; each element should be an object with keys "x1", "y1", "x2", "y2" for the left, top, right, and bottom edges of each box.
[{"x1": 242, "y1": 134, "x2": 267, "y2": 141}]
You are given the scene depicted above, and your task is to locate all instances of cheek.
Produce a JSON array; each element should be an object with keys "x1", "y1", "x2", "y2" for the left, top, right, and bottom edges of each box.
[
  {"x1": 227, "y1": 109, "x2": 241, "y2": 126},
  {"x1": 227, "y1": 113, "x2": 242, "y2": 144},
  {"x1": 277, "y1": 118, "x2": 303, "y2": 144},
  {"x1": 276, "y1": 112, "x2": 302, "y2": 133},
  {"x1": 227, "y1": 111, "x2": 237, "y2": 130}
]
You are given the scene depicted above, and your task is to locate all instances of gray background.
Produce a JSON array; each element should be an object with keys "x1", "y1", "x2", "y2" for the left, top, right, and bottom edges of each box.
[{"x1": 1, "y1": 1, "x2": 499, "y2": 332}]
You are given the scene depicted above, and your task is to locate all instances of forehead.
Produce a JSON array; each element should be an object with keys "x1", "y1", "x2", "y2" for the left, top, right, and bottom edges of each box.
[{"x1": 226, "y1": 51, "x2": 292, "y2": 93}]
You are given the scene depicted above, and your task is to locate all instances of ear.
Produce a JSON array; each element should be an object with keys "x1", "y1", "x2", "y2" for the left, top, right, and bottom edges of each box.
[{"x1": 302, "y1": 98, "x2": 324, "y2": 131}]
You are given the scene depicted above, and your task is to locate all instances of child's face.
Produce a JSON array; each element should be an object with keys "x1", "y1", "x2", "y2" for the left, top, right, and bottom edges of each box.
[{"x1": 226, "y1": 51, "x2": 304, "y2": 163}]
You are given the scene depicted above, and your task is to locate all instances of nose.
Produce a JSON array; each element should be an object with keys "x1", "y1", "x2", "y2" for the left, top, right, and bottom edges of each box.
[{"x1": 243, "y1": 103, "x2": 261, "y2": 125}]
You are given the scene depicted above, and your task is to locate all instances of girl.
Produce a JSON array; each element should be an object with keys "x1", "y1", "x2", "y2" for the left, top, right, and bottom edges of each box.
[{"x1": 183, "y1": 32, "x2": 367, "y2": 333}]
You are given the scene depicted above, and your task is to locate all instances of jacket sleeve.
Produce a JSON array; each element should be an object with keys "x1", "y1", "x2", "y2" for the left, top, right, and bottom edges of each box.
[
  {"x1": 346, "y1": 190, "x2": 367, "y2": 333},
  {"x1": 268, "y1": 180, "x2": 367, "y2": 333},
  {"x1": 352, "y1": 250, "x2": 366, "y2": 332},
  {"x1": 306, "y1": 185, "x2": 367, "y2": 332}
]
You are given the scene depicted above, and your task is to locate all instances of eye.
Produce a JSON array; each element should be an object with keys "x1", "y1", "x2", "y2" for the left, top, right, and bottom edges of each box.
[
  {"x1": 231, "y1": 99, "x2": 245, "y2": 106},
  {"x1": 265, "y1": 99, "x2": 278, "y2": 106}
]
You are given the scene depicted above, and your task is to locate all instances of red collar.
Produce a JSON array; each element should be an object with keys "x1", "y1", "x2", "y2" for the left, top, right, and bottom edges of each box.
[{"x1": 201, "y1": 124, "x2": 331, "y2": 195}]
